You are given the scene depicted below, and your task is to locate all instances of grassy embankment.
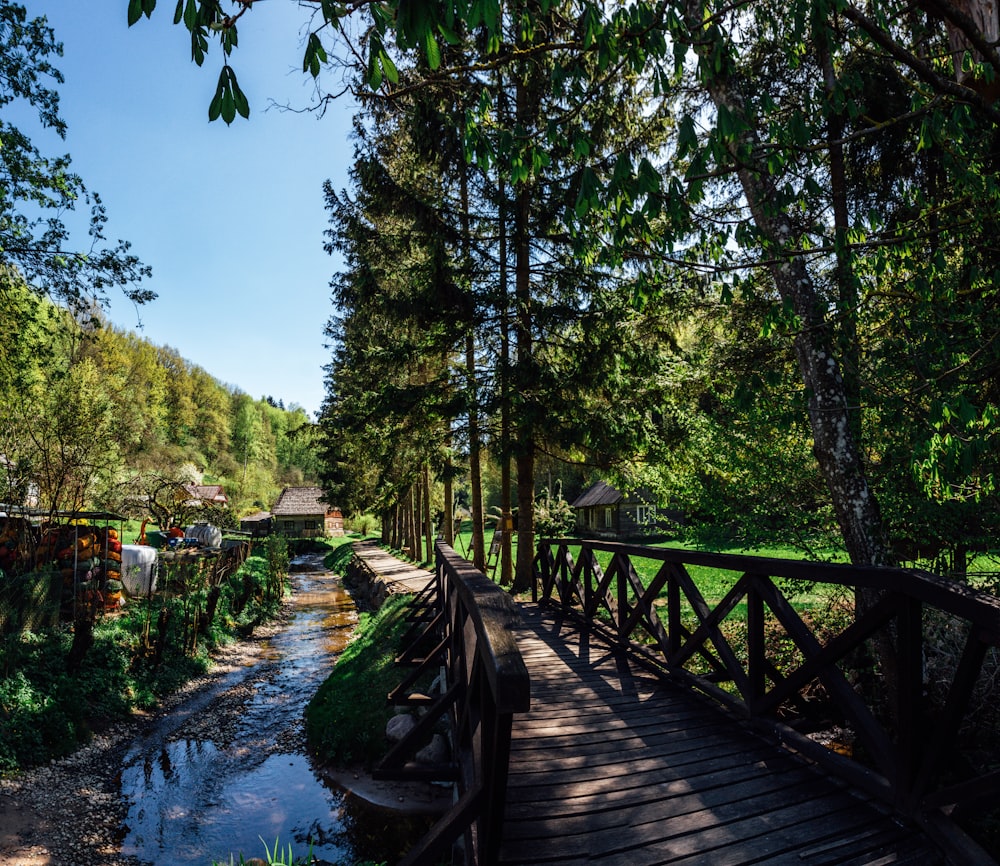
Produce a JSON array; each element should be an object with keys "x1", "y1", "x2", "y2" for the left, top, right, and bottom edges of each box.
[{"x1": 305, "y1": 536, "x2": 431, "y2": 769}]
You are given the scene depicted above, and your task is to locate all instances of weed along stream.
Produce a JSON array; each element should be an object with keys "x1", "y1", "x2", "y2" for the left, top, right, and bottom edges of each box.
[{"x1": 118, "y1": 553, "x2": 427, "y2": 866}]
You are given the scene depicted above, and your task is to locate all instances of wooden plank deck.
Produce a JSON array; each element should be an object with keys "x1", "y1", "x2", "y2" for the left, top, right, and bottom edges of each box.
[{"x1": 500, "y1": 603, "x2": 942, "y2": 866}]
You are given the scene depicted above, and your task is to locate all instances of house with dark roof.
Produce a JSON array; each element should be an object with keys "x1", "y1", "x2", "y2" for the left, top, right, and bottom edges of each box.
[
  {"x1": 271, "y1": 487, "x2": 344, "y2": 538},
  {"x1": 571, "y1": 480, "x2": 659, "y2": 540}
]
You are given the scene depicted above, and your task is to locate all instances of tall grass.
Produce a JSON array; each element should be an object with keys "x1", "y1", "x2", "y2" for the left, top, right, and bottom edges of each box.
[{"x1": 304, "y1": 593, "x2": 415, "y2": 768}]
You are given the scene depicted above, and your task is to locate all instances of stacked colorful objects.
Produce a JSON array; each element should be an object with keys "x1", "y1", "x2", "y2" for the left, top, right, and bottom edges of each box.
[{"x1": 36, "y1": 524, "x2": 126, "y2": 613}]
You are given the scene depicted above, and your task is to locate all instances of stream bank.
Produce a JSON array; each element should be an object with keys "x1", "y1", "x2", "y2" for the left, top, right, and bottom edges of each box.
[{"x1": 0, "y1": 551, "x2": 442, "y2": 866}]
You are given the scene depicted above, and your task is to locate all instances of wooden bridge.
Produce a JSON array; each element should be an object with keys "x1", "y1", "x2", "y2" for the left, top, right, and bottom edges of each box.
[{"x1": 361, "y1": 540, "x2": 1000, "y2": 866}]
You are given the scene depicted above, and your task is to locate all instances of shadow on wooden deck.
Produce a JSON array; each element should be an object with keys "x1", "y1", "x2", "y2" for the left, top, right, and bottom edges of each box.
[{"x1": 500, "y1": 603, "x2": 941, "y2": 866}]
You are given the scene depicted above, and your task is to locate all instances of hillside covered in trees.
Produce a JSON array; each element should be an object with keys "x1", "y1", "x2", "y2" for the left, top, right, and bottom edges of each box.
[{"x1": 0, "y1": 272, "x2": 321, "y2": 523}]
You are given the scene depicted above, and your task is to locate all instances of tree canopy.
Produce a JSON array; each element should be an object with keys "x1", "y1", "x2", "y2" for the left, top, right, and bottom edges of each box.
[
  {"x1": 138, "y1": 0, "x2": 1000, "y2": 580},
  {"x1": 1, "y1": 1, "x2": 152, "y2": 312}
]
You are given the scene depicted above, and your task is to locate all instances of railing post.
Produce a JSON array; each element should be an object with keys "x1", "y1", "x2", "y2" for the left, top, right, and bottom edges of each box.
[
  {"x1": 398, "y1": 541, "x2": 528, "y2": 866},
  {"x1": 616, "y1": 552, "x2": 629, "y2": 646},
  {"x1": 667, "y1": 566, "x2": 681, "y2": 661},
  {"x1": 896, "y1": 595, "x2": 924, "y2": 806},
  {"x1": 747, "y1": 581, "x2": 765, "y2": 711}
]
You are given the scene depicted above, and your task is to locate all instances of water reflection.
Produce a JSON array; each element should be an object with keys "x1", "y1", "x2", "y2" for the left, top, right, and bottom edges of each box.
[{"x1": 119, "y1": 555, "x2": 429, "y2": 865}]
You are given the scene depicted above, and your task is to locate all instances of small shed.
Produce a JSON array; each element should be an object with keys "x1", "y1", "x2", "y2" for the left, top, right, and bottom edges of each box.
[
  {"x1": 571, "y1": 481, "x2": 658, "y2": 540},
  {"x1": 240, "y1": 511, "x2": 272, "y2": 538},
  {"x1": 271, "y1": 487, "x2": 344, "y2": 538}
]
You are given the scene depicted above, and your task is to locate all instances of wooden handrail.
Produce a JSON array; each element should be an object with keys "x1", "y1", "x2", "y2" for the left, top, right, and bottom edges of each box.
[
  {"x1": 532, "y1": 538, "x2": 1000, "y2": 843},
  {"x1": 384, "y1": 541, "x2": 530, "y2": 866}
]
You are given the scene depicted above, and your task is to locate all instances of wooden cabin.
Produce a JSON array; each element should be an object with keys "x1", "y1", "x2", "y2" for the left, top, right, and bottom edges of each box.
[
  {"x1": 181, "y1": 483, "x2": 229, "y2": 508},
  {"x1": 271, "y1": 487, "x2": 344, "y2": 538},
  {"x1": 239, "y1": 511, "x2": 272, "y2": 538},
  {"x1": 571, "y1": 481, "x2": 659, "y2": 540}
]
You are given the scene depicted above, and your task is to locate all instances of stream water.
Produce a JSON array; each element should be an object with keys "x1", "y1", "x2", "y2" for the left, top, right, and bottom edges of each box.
[{"x1": 118, "y1": 553, "x2": 428, "y2": 866}]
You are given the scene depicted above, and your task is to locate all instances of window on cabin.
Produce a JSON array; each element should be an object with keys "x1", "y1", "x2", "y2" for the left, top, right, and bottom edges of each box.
[
  {"x1": 636, "y1": 504, "x2": 656, "y2": 525},
  {"x1": 604, "y1": 508, "x2": 613, "y2": 528}
]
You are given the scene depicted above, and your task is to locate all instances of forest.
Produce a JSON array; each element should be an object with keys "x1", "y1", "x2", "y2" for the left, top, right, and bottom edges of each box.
[
  {"x1": 272, "y1": 0, "x2": 1000, "y2": 590},
  {"x1": 0, "y1": 275, "x2": 322, "y2": 525},
  {"x1": 5, "y1": 0, "x2": 1000, "y2": 592}
]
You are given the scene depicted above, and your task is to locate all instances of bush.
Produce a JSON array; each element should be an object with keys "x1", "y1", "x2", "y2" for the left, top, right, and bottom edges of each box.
[
  {"x1": 344, "y1": 513, "x2": 379, "y2": 536},
  {"x1": 0, "y1": 548, "x2": 290, "y2": 774},
  {"x1": 534, "y1": 483, "x2": 575, "y2": 539}
]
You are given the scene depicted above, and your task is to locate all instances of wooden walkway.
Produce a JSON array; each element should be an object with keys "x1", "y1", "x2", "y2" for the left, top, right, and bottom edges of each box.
[
  {"x1": 350, "y1": 540, "x2": 434, "y2": 595},
  {"x1": 499, "y1": 603, "x2": 941, "y2": 866}
]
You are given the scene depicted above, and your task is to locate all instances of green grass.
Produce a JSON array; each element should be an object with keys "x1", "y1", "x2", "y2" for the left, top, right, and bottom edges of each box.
[
  {"x1": 450, "y1": 521, "x2": 843, "y2": 613},
  {"x1": 324, "y1": 535, "x2": 362, "y2": 574},
  {"x1": 304, "y1": 593, "x2": 417, "y2": 768}
]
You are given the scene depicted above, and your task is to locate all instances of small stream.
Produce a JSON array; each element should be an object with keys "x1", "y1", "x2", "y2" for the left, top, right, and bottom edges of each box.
[{"x1": 118, "y1": 553, "x2": 428, "y2": 866}]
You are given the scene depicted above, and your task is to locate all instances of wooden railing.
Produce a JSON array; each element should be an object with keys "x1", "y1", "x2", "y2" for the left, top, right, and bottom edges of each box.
[
  {"x1": 376, "y1": 541, "x2": 530, "y2": 866},
  {"x1": 533, "y1": 538, "x2": 1000, "y2": 853}
]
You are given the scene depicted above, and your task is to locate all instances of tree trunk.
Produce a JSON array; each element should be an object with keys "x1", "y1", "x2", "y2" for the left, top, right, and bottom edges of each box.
[
  {"x1": 684, "y1": 9, "x2": 890, "y2": 577},
  {"x1": 510, "y1": 29, "x2": 543, "y2": 594},
  {"x1": 66, "y1": 615, "x2": 94, "y2": 673},
  {"x1": 443, "y1": 446, "x2": 454, "y2": 548},
  {"x1": 817, "y1": 28, "x2": 862, "y2": 451},
  {"x1": 411, "y1": 483, "x2": 423, "y2": 562},
  {"x1": 403, "y1": 489, "x2": 413, "y2": 557},
  {"x1": 467, "y1": 331, "x2": 486, "y2": 573},
  {"x1": 499, "y1": 159, "x2": 514, "y2": 588},
  {"x1": 423, "y1": 463, "x2": 433, "y2": 566},
  {"x1": 461, "y1": 160, "x2": 487, "y2": 573}
]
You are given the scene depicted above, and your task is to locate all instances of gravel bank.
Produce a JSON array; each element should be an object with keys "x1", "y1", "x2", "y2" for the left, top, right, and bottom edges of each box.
[{"x1": 0, "y1": 619, "x2": 284, "y2": 866}]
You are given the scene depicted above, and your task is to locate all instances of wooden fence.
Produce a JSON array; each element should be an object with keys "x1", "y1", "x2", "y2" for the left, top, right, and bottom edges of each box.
[
  {"x1": 376, "y1": 541, "x2": 530, "y2": 866},
  {"x1": 533, "y1": 538, "x2": 1000, "y2": 853}
]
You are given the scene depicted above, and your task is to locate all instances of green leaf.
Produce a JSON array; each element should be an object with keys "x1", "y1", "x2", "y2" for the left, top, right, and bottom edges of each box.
[
  {"x1": 231, "y1": 74, "x2": 250, "y2": 119},
  {"x1": 438, "y1": 22, "x2": 462, "y2": 45},
  {"x1": 142, "y1": 0, "x2": 157, "y2": 15},
  {"x1": 424, "y1": 30, "x2": 441, "y2": 69},
  {"x1": 575, "y1": 166, "x2": 601, "y2": 217},
  {"x1": 208, "y1": 85, "x2": 223, "y2": 122},
  {"x1": 221, "y1": 88, "x2": 236, "y2": 124},
  {"x1": 677, "y1": 114, "x2": 697, "y2": 158},
  {"x1": 380, "y1": 50, "x2": 399, "y2": 85},
  {"x1": 366, "y1": 50, "x2": 383, "y2": 90},
  {"x1": 183, "y1": 0, "x2": 197, "y2": 29},
  {"x1": 304, "y1": 32, "x2": 327, "y2": 77},
  {"x1": 127, "y1": 0, "x2": 143, "y2": 26},
  {"x1": 611, "y1": 153, "x2": 632, "y2": 189},
  {"x1": 320, "y1": 0, "x2": 343, "y2": 24},
  {"x1": 173, "y1": 0, "x2": 183, "y2": 25},
  {"x1": 637, "y1": 158, "x2": 661, "y2": 195}
]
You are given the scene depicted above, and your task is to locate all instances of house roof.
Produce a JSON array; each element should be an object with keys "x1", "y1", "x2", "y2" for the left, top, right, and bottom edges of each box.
[
  {"x1": 240, "y1": 511, "x2": 271, "y2": 523},
  {"x1": 571, "y1": 481, "x2": 624, "y2": 508},
  {"x1": 272, "y1": 486, "x2": 334, "y2": 516},
  {"x1": 183, "y1": 484, "x2": 228, "y2": 505}
]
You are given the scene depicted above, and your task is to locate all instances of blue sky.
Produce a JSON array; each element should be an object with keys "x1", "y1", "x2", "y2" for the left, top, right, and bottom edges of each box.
[{"x1": 24, "y1": 2, "x2": 358, "y2": 418}]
